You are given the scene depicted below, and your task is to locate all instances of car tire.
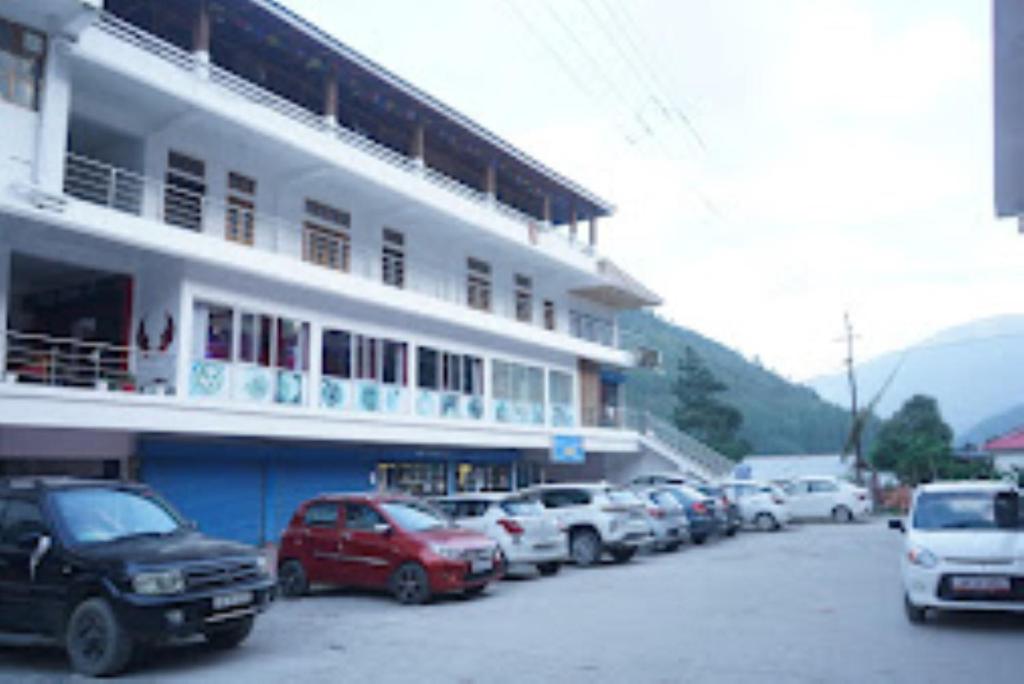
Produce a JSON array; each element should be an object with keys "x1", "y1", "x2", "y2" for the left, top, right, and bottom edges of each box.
[
  {"x1": 755, "y1": 513, "x2": 778, "y2": 532},
  {"x1": 390, "y1": 562, "x2": 431, "y2": 605},
  {"x1": 537, "y1": 561, "x2": 561, "y2": 576},
  {"x1": 65, "y1": 597, "x2": 134, "y2": 677},
  {"x1": 610, "y1": 547, "x2": 637, "y2": 563},
  {"x1": 666, "y1": 541, "x2": 683, "y2": 552},
  {"x1": 692, "y1": 533, "x2": 707, "y2": 545},
  {"x1": 570, "y1": 529, "x2": 602, "y2": 567},
  {"x1": 904, "y1": 594, "x2": 927, "y2": 624},
  {"x1": 204, "y1": 616, "x2": 255, "y2": 650},
  {"x1": 832, "y1": 505, "x2": 854, "y2": 523},
  {"x1": 725, "y1": 526, "x2": 738, "y2": 537},
  {"x1": 278, "y1": 559, "x2": 309, "y2": 598}
]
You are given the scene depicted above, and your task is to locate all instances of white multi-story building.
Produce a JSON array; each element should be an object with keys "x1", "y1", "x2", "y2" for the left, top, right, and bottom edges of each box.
[{"x1": 0, "y1": 0, "x2": 730, "y2": 544}]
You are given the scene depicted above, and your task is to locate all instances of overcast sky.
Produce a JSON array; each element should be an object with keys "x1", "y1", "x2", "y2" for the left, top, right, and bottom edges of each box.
[{"x1": 280, "y1": 0, "x2": 1023, "y2": 381}]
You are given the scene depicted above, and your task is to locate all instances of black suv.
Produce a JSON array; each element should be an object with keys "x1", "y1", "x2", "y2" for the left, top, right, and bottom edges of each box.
[{"x1": 0, "y1": 478, "x2": 275, "y2": 676}]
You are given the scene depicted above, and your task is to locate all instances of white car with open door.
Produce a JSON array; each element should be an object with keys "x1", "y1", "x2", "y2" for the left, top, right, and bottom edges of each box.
[
  {"x1": 784, "y1": 476, "x2": 871, "y2": 522},
  {"x1": 891, "y1": 481, "x2": 1024, "y2": 623},
  {"x1": 433, "y1": 493, "x2": 567, "y2": 576}
]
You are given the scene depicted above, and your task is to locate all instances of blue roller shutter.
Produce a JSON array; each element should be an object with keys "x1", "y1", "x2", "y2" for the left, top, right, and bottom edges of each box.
[{"x1": 266, "y1": 459, "x2": 372, "y2": 544}]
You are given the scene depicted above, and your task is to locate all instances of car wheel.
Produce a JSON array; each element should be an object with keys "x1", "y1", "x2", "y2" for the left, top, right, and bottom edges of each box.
[
  {"x1": 832, "y1": 505, "x2": 854, "y2": 523},
  {"x1": 666, "y1": 541, "x2": 683, "y2": 553},
  {"x1": 610, "y1": 547, "x2": 636, "y2": 563},
  {"x1": 65, "y1": 597, "x2": 134, "y2": 677},
  {"x1": 725, "y1": 526, "x2": 738, "y2": 537},
  {"x1": 278, "y1": 559, "x2": 309, "y2": 598},
  {"x1": 537, "y1": 561, "x2": 561, "y2": 576},
  {"x1": 904, "y1": 594, "x2": 927, "y2": 624},
  {"x1": 692, "y1": 533, "x2": 707, "y2": 545},
  {"x1": 570, "y1": 529, "x2": 601, "y2": 567},
  {"x1": 755, "y1": 513, "x2": 778, "y2": 532},
  {"x1": 204, "y1": 616, "x2": 255, "y2": 650},
  {"x1": 390, "y1": 562, "x2": 431, "y2": 605}
]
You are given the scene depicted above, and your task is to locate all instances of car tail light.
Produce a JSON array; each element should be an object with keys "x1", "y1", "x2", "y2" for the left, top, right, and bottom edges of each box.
[
  {"x1": 647, "y1": 506, "x2": 665, "y2": 519},
  {"x1": 691, "y1": 501, "x2": 707, "y2": 515},
  {"x1": 497, "y1": 518, "x2": 524, "y2": 536}
]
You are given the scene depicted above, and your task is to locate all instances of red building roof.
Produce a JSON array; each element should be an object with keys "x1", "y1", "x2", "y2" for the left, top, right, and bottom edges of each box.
[{"x1": 985, "y1": 427, "x2": 1024, "y2": 452}]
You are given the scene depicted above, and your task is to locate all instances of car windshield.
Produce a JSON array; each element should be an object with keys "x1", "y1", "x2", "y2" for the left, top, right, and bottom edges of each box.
[
  {"x1": 912, "y1": 491, "x2": 1022, "y2": 531},
  {"x1": 500, "y1": 498, "x2": 544, "y2": 516},
  {"x1": 606, "y1": 489, "x2": 641, "y2": 505},
  {"x1": 50, "y1": 488, "x2": 183, "y2": 544},
  {"x1": 381, "y1": 501, "x2": 449, "y2": 532}
]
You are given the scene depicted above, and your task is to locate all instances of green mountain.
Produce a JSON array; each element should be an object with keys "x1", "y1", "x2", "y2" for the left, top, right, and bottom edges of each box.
[
  {"x1": 619, "y1": 310, "x2": 868, "y2": 455},
  {"x1": 960, "y1": 403, "x2": 1024, "y2": 447}
]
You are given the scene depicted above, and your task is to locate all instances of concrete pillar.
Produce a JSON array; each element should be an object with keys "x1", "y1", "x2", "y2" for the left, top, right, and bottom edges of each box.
[
  {"x1": 410, "y1": 123, "x2": 425, "y2": 168},
  {"x1": 588, "y1": 216, "x2": 598, "y2": 248},
  {"x1": 0, "y1": 246, "x2": 9, "y2": 374},
  {"x1": 33, "y1": 36, "x2": 71, "y2": 194},
  {"x1": 569, "y1": 205, "x2": 578, "y2": 242},
  {"x1": 174, "y1": 284, "x2": 194, "y2": 398},
  {"x1": 192, "y1": 0, "x2": 211, "y2": 65},
  {"x1": 308, "y1": 322, "x2": 322, "y2": 409},
  {"x1": 541, "y1": 195, "x2": 552, "y2": 226},
  {"x1": 323, "y1": 74, "x2": 339, "y2": 128},
  {"x1": 483, "y1": 162, "x2": 497, "y2": 202},
  {"x1": 406, "y1": 343, "x2": 418, "y2": 415}
]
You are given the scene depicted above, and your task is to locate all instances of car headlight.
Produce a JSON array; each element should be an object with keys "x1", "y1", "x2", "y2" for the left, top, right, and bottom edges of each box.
[
  {"x1": 254, "y1": 555, "x2": 269, "y2": 575},
  {"x1": 132, "y1": 569, "x2": 185, "y2": 595},
  {"x1": 429, "y1": 543, "x2": 463, "y2": 560},
  {"x1": 907, "y1": 547, "x2": 938, "y2": 569}
]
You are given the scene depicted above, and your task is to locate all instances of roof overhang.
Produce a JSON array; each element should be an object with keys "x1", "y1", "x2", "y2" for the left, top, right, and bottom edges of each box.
[{"x1": 570, "y1": 258, "x2": 662, "y2": 309}]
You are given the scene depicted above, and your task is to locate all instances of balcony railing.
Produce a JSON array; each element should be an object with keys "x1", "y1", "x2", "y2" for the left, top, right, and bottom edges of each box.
[{"x1": 92, "y1": 11, "x2": 585, "y2": 255}]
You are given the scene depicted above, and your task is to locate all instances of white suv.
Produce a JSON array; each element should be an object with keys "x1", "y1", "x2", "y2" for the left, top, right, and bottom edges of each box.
[
  {"x1": 784, "y1": 476, "x2": 871, "y2": 522},
  {"x1": 721, "y1": 480, "x2": 791, "y2": 531},
  {"x1": 522, "y1": 483, "x2": 654, "y2": 566},
  {"x1": 892, "y1": 481, "x2": 1024, "y2": 623},
  {"x1": 434, "y1": 493, "x2": 567, "y2": 577}
]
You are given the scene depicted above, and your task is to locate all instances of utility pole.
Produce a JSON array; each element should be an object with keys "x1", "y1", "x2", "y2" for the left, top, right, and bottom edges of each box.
[{"x1": 841, "y1": 312, "x2": 864, "y2": 486}]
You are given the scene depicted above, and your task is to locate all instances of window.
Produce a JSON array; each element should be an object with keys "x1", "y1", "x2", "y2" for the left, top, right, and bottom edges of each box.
[
  {"x1": 322, "y1": 329, "x2": 352, "y2": 379},
  {"x1": 0, "y1": 498, "x2": 46, "y2": 544},
  {"x1": 540, "y1": 489, "x2": 591, "y2": 508},
  {"x1": 543, "y1": 300, "x2": 555, "y2": 331},
  {"x1": 164, "y1": 151, "x2": 205, "y2": 231},
  {"x1": 304, "y1": 199, "x2": 350, "y2": 271},
  {"x1": 417, "y1": 347, "x2": 439, "y2": 389},
  {"x1": 225, "y1": 172, "x2": 256, "y2": 245},
  {"x1": 569, "y1": 310, "x2": 614, "y2": 346},
  {"x1": 276, "y1": 318, "x2": 309, "y2": 371},
  {"x1": 239, "y1": 313, "x2": 272, "y2": 366},
  {"x1": 382, "y1": 340, "x2": 407, "y2": 385},
  {"x1": 303, "y1": 502, "x2": 339, "y2": 527},
  {"x1": 192, "y1": 302, "x2": 233, "y2": 361},
  {"x1": 0, "y1": 19, "x2": 46, "y2": 111},
  {"x1": 355, "y1": 335, "x2": 378, "y2": 380},
  {"x1": 549, "y1": 370, "x2": 573, "y2": 405},
  {"x1": 809, "y1": 480, "x2": 839, "y2": 493},
  {"x1": 467, "y1": 258, "x2": 491, "y2": 311},
  {"x1": 382, "y1": 228, "x2": 405, "y2": 288},
  {"x1": 343, "y1": 503, "x2": 387, "y2": 530},
  {"x1": 441, "y1": 352, "x2": 462, "y2": 392},
  {"x1": 515, "y1": 275, "x2": 532, "y2": 323},
  {"x1": 493, "y1": 359, "x2": 545, "y2": 419}
]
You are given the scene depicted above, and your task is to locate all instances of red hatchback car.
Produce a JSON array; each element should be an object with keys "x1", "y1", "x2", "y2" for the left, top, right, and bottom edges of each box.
[{"x1": 277, "y1": 493, "x2": 502, "y2": 604}]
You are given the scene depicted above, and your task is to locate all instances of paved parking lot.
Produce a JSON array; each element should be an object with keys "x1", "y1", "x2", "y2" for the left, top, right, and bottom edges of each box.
[{"x1": 2, "y1": 520, "x2": 1023, "y2": 683}]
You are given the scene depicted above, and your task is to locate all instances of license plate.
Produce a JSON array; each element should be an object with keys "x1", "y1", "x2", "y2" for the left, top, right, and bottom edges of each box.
[
  {"x1": 471, "y1": 558, "x2": 493, "y2": 573},
  {"x1": 212, "y1": 591, "x2": 253, "y2": 610},
  {"x1": 951, "y1": 576, "x2": 1011, "y2": 593}
]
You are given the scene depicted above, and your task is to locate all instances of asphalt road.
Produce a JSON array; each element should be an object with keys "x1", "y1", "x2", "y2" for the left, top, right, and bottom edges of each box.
[{"x1": 3, "y1": 520, "x2": 1023, "y2": 683}]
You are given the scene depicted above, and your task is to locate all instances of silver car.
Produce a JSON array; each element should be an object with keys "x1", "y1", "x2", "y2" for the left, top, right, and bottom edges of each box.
[{"x1": 634, "y1": 487, "x2": 690, "y2": 551}]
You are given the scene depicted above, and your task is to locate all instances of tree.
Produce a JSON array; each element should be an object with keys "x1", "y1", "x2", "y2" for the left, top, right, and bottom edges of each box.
[
  {"x1": 870, "y1": 395, "x2": 991, "y2": 484},
  {"x1": 672, "y1": 346, "x2": 751, "y2": 459}
]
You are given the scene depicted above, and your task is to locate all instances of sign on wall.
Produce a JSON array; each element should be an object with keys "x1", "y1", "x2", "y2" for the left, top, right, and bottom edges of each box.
[{"x1": 551, "y1": 435, "x2": 585, "y2": 464}]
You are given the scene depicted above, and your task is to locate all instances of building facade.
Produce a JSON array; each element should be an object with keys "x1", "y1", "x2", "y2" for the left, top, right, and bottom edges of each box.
[{"x1": 0, "y1": 0, "x2": 730, "y2": 544}]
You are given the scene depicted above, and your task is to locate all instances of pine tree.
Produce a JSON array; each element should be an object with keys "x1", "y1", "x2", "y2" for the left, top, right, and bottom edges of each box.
[{"x1": 672, "y1": 346, "x2": 751, "y2": 459}]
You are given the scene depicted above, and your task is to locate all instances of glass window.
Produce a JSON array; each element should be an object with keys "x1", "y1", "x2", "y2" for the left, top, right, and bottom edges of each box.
[
  {"x1": 467, "y1": 257, "x2": 491, "y2": 312},
  {"x1": 225, "y1": 172, "x2": 256, "y2": 246},
  {"x1": 500, "y1": 498, "x2": 544, "y2": 517},
  {"x1": 380, "y1": 501, "x2": 448, "y2": 532},
  {"x1": 0, "y1": 498, "x2": 46, "y2": 544},
  {"x1": 193, "y1": 302, "x2": 233, "y2": 361},
  {"x1": 322, "y1": 329, "x2": 352, "y2": 379},
  {"x1": 50, "y1": 488, "x2": 182, "y2": 545},
  {"x1": 382, "y1": 340, "x2": 407, "y2": 385},
  {"x1": 304, "y1": 199, "x2": 351, "y2": 272},
  {"x1": 343, "y1": 503, "x2": 387, "y2": 530},
  {"x1": 514, "y1": 274, "x2": 532, "y2": 323},
  {"x1": 303, "y1": 502, "x2": 339, "y2": 527},
  {"x1": 417, "y1": 347, "x2": 438, "y2": 389},
  {"x1": 809, "y1": 480, "x2": 839, "y2": 493},
  {"x1": 382, "y1": 228, "x2": 405, "y2": 288},
  {"x1": 239, "y1": 313, "x2": 271, "y2": 366},
  {"x1": 0, "y1": 19, "x2": 46, "y2": 111},
  {"x1": 550, "y1": 370, "x2": 572, "y2": 405},
  {"x1": 276, "y1": 318, "x2": 309, "y2": 371},
  {"x1": 543, "y1": 300, "x2": 556, "y2": 331},
  {"x1": 355, "y1": 335, "x2": 378, "y2": 380},
  {"x1": 911, "y1": 492, "x2": 1023, "y2": 531}
]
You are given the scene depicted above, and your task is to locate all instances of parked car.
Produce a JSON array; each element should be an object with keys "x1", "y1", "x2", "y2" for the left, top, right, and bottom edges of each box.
[
  {"x1": 784, "y1": 476, "x2": 872, "y2": 522},
  {"x1": 433, "y1": 492, "x2": 567, "y2": 576},
  {"x1": 631, "y1": 473, "x2": 706, "y2": 488},
  {"x1": 721, "y1": 480, "x2": 791, "y2": 531},
  {"x1": 634, "y1": 487, "x2": 690, "y2": 551},
  {"x1": 662, "y1": 484, "x2": 720, "y2": 544},
  {"x1": 520, "y1": 483, "x2": 653, "y2": 566},
  {"x1": 0, "y1": 477, "x2": 275, "y2": 677},
  {"x1": 277, "y1": 493, "x2": 501, "y2": 604},
  {"x1": 890, "y1": 481, "x2": 1024, "y2": 623},
  {"x1": 694, "y1": 483, "x2": 741, "y2": 537}
]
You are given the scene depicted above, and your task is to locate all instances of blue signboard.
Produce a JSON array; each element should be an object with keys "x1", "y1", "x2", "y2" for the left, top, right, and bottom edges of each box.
[
  {"x1": 551, "y1": 435, "x2": 585, "y2": 464},
  {"x1": 733, "y1": 464, "x2": 752, "y2": 480}
]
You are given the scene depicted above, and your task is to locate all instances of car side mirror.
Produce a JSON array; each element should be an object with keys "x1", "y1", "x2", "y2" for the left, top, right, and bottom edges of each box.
[
  {"x1": 888, "y1": 519, "x2": 905, "y2": 533},
  {"x1": 184, "y1": 519, "x2": 198, "y2": 531},
  {"x1": 372, "y1": 522, "x2": 392, "y2": 536}
]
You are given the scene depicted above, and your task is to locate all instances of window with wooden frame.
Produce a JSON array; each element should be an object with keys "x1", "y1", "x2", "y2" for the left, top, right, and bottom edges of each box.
[
  {"x1": 382, "y1": 228, "x2": 405, "y2": 288},
  {"x1": 0, "y1": 18, "x2": 46, "y2": 111},
  {"x1": 515, "y1": 274, "x2": 533, "y2": 323},
  {"x1": 225, "y1": 172, "x2": 257, "y2": 245},
  {"x1": 467, "y1": 257, "x2": 491, "y2": 312},
  {"x1": 164, "y1": 151, "x2": 205, "y2": 231},
  {"x1": 303, "y1": 199, "x2": 351, "y2": 271},
  {"x1": 543, "y1": 300, "x2": 556, "y2": 331}
]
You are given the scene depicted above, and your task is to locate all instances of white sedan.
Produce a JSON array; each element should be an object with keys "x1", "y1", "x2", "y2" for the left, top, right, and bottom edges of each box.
[
  {"x1": 891, "y1": 481, "x2": 1024, "y2": 623},
  {"x1": 434, "y1": 493, "x2": 568, "y2": 576},
  {"x1": 721, "y1": 480, "x2": 791, "y2": 531},
  {"x1": 784, "y1": 476, "x2": 871, "y2": 522}
]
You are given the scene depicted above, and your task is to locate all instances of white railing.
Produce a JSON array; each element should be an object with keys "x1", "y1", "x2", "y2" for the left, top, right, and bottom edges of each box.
[
  {"x1": 3, "y1": 331, "x2": 140, "y2": 391},
  {"x1": 64, "y1": 153, "x2": 144, "y2": 215},
  {"x1": 92, "y1": 11, "x2": 590, "y2": 256},
  {"x1": 627, "y1": 410, "x2": 735, "y2": 477}
]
